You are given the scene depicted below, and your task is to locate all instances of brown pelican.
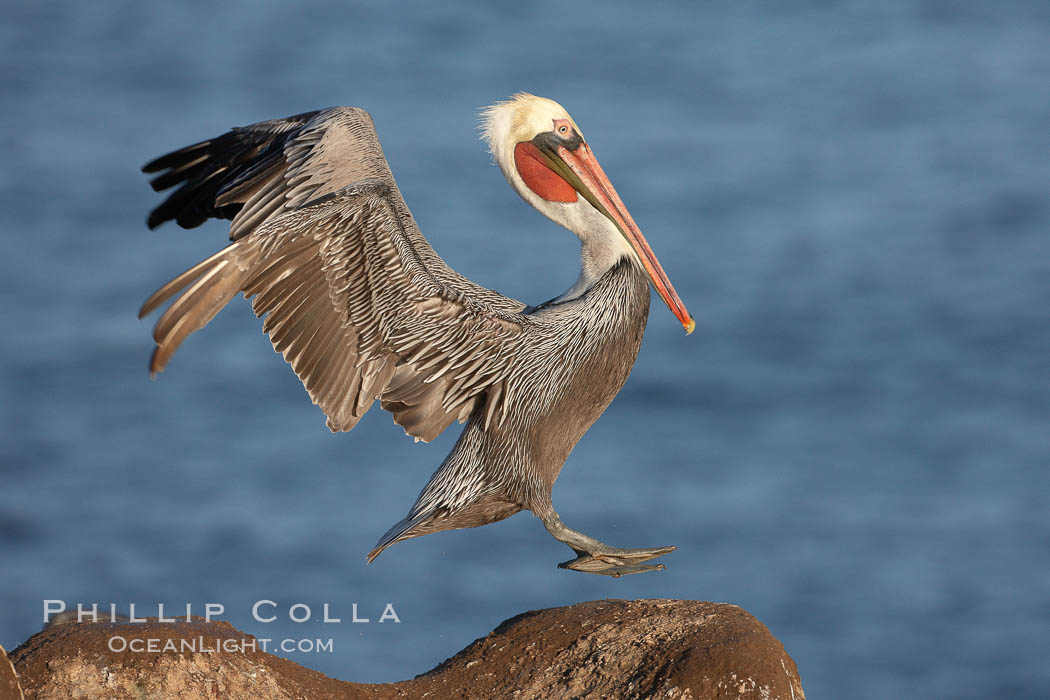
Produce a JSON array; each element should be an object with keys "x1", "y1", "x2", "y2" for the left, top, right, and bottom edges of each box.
[{"x1": 139, "y1": 94, "x2": 694, "y2": 576}]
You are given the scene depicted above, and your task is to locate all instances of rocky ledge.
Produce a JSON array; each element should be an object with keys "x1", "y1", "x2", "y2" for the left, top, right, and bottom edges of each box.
[{"x1": 6, "y1": 599, "x2": 804, "y2": 699}]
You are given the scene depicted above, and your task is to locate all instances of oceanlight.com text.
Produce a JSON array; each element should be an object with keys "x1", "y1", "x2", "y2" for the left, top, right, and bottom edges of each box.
[{"x1": 107, "y1": 635, "x2": 335, "y2": 654}]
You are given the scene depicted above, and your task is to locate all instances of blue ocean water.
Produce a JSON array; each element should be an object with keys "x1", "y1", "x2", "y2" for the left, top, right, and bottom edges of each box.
[{"x1": 1, "y1": 2, "x2": 1048, "y2": 697}]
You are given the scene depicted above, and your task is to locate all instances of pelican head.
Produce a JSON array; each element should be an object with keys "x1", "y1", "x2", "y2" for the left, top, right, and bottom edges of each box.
[{"x1": 482, "y1": 93, "x2": 694, "y2": 334}]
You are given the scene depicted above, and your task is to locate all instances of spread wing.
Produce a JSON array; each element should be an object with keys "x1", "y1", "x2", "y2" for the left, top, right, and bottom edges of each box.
[{"x1": 140, "y1": 107, "x2": 529, "y2": 441}]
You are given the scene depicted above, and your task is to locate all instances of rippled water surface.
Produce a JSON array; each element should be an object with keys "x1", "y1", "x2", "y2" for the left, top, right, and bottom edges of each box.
[{"x1": 2, "y1": 2, "x2": 1048, "y2": 698}]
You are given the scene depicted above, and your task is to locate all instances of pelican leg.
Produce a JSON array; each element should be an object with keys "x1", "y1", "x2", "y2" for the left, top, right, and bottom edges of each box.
[{"x1": 541, "y1": 512, "x2": 676, "y2": 577}]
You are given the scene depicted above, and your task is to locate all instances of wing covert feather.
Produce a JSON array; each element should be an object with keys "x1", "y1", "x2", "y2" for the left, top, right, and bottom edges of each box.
[{"x1": 241, "y1": 183, "x2": 527, "y2": 439}]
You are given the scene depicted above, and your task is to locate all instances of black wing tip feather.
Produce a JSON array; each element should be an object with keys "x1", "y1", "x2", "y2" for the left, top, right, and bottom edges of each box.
[
  {"x1": 141, "y1": 140, "x2": 213, "y2": 174},
  {"x1": 147, "y1": 201, "x2": 240, "y2": 231},
  {"x1": 143, "y1": 136, "x2": 253, "y2": 230},
  {"x1": 140, "y1": 112, "x2": 324, "y2": 232}
]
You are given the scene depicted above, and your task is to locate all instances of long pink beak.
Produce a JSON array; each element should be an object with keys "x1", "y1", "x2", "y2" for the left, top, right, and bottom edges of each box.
[{"x1": 557, "y1": 142, "x2": 694, "y2": 334}]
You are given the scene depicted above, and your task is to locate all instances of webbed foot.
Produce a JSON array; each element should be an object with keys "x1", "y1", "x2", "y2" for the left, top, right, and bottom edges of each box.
[
  {"x1": 542, "y1": 512, "x2": 675, "y2": 577},
  {"x1": 557, "y1": 545, "x2": 677, "y2": 577}
]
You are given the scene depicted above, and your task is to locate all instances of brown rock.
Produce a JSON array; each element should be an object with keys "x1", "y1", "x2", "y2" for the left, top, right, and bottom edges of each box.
[
  {"x1": 9, "y1": 599, "x2": 804, "y2": 699},
  {"x1": 0, "y1": 643, "x2": 24, "y2": 700}
]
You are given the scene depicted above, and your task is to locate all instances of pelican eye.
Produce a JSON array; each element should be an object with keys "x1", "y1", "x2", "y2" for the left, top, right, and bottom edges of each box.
[{"x1": 552, "y1": 118, "x2": 573, "y2": 139}]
